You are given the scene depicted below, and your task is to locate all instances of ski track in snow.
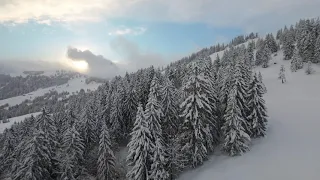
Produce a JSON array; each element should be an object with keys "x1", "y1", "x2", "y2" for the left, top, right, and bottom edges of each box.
[{"x1": 179, "y1": 50, "x2": 320, "y2": 180}]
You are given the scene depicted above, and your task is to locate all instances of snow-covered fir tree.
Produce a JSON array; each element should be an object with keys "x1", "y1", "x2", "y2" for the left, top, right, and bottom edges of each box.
[
  {"x1": 127, "y1": 103, "x2": 154, "y2": 180},
  {"x1": 291, "y1": 48, "x2": 304, "y2": 72},
  {"x1": 123, "y1": 83, "x2": 138, "y2": 134},
  {"x1": 247, "y1": 74, "x2": 268, "y2": 138},
  {"x1": 297, "y1": 20, "x2": 316, "y2": 62},
  {"x1": 258, "y1": 72, "x2": 267, "y2": 94},
  {"x1": 110, "y1": 89, "x2": 124, "y2": 141},
  {"x1": 305, "y1": 61, "x2": 314, "y2": 75},
  {"x1": 148, "y1": 138, "x2": 169, "y2": 180},
  {"x1": 222, "y1": 65, "x2": 251, "y2": 155},
  {"x1": 97, "y1": 123, "x2": 117, "y2": 180},
  {"x1": 59, "y1": 124, "x2": 85, "y2": 179},
  {"x1": 160, "y1": 77, "x2": 180, "y2": 139},
  {"x1": 276, "y1": 29, "x2": 283, "y2": 40},
  {"x1": 278, "y1": 65, "x2": 286, "y2": 83},
  {"x1": 313, "y1": 35, "x2": 320, "y2": 63},
  {"x1": 262, "y1": 47, "x2": 272, "y2": 68},
  {"x1": 247, "y1": 41, "x2": 255, "y2": 67},
  {"x1": 144, "y1": 75, "x2": 164, "y2": 141},
  {"x1": 177, "y1": 61, "x2": 216, "y2": 168},
  {"x1": 80, "y1": 99, "x2": 98, "y2": 149},
  {"x1": 11, "y1": 130, "x2": 52, "y2": 180},
  {"x1": 265, "y1": 33, "x2": 278, "y2": 53},
  {"x1": 282, "y1": 28, "x2": 295, "y2": 60}
]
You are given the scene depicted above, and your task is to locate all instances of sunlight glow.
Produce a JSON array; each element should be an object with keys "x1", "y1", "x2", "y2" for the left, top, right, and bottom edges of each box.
[{"x1": 71, "y1": 60, "x2": 89, "y2": 72}]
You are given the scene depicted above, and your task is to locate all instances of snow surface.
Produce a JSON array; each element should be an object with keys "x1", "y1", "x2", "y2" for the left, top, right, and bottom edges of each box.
[
  {"x1": 0, "y1": 112, "x2": 41, "y2": 133},
  {"x1": 179, "y1": 50, "x2": 320, "y2": 180},
  {"x1": 0, "y1": 77, "x2": 102, "y2": 107},
  {"x1": 210, "y1": 38, "x2": 258, "y2": 61}
]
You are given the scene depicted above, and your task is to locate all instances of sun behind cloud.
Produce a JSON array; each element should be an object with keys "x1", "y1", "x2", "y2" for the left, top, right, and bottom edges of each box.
[{"x1": 71, "y1": 60, "x2": 89, "y2": 72}]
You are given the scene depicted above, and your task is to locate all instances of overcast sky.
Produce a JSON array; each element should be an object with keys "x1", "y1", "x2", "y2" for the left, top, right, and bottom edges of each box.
[{"x1": 0, "y1": 0, "x2": 319, "y2": 77}]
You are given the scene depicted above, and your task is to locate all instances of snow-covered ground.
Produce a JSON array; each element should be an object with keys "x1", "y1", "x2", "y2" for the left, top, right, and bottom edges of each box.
[
  {"x1": 0, "y1": 112, "x2": 41, "y2": 133},
  {"x1": 209, "y1": 38, "x2": 258, "y2": 61},
  {"x1": 179, "y1": 50, "x2": 320, "y2": 180},
  {"x1": 0, "y1": 77, "x2": 102, "y2": 107}
]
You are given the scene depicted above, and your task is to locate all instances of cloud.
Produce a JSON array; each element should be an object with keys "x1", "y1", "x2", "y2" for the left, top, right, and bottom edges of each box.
[
  {"x1": 66, "y1": 47, "x2": 120, "y2": 78},
  {"x1": 108, "y1": 27, "x2": 147, "y2": 36},
  {"x1": 110, "y1": 36, "x2": 166, "y2": 71},
  {"x1": 0, "y1": 0, "x2": 319, "y2": 32}
]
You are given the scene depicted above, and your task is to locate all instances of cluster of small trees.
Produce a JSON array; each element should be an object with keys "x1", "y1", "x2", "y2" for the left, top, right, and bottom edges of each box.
[{"x1": 278, "y1": 18, "x2": 320, "y2": 63}]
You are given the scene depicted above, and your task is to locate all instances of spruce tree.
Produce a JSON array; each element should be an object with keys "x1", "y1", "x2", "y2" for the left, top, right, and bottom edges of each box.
[
  {"x1": 160, "y1": 77, "x2": 179, "y2": 139},
  {"x1": 313, "y1": 36, "x2": 320, "y2": 63},
  {"x1": 247, "y1": 74, "x2": 268, "y2": 138},
  {"x1": 305, "y1": 61, "x2": 314, "y2": 75},
  {"x1": 144, "y1": 75, "x2": 163, "y2": 141},
  {"x1": 97, "y1": 124, "x2": 117, "y2": 180},
  {"x1": 177, "y1": 62, "x2": 215, "y2": 168},
  {"x1": 149, "y1": 138, "x2": 169, "y2": 180},
  {"x1": 222, "y1": 73, "x2": 251, "y2": 156},
  {"x1": 80, "y1": 100, "x2": 98, "y2": 148},
  {"x1": 258, "y1": 72, "x2": 267, "y2": 94},
  {"x1": 12, "y1": 131, "x2": 52, "y2": 180},
  {"x1": 59, "y1": 124, "x2": 85, "y2": 179},
  {"x1": 127, "y1": 104, "x2": 154, "y2": 180},
  {"x1": 262, "y1": 47, "x2": 271, "y2": 68},
  {"x1": 291, "y1": 48, "x2": 304, "y2": 72},
  {"x1": 283, "y1": 28, "x2": 295, "y2": 60},
  {"x1": 278, "y1": 65, "x2": 286, "y2": 83},
  {"x1": 36, "y1": 108, "x2": 58, "y2": 177},
  {"x1": 297, "y1": 20, "x2": 316, "y2": 62}
]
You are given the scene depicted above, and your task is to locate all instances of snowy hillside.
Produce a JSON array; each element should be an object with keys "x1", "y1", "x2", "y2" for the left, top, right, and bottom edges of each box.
[
  {"x1": 0, "y1": 112, "x2": 41, "y2": 133},
  {"x1": 209, "y1": 38, "x2": 259, "y2": 61},
  {"x1": 179, "y1": 50, "x2": 320, "y2": 180},
  {"x1": 0, "y1": 77, "x2": 102, "y2": 107}
]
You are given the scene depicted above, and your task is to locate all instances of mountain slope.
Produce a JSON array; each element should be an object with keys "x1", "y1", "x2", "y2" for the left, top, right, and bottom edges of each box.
[
  {"x1": 179, "y1": 50, "x2": 320, "y2": 180},
  {"x1": 0, "y1": 77, "x2": 101, "y2": 107}
]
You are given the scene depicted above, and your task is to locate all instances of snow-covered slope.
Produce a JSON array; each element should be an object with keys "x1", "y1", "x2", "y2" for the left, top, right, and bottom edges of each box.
[
  {"x1": 0, "y1": 112, "x2": 41, "y2": 133},
  {"x1": 210, "y1": 38, "x2": 258, "y2": 61},
  {"x1": 0, "y1": 77, "x2": 102, "y2": 107},
  {"x1": 179, "y1": 50, "x2": 320, "y2": 180}
]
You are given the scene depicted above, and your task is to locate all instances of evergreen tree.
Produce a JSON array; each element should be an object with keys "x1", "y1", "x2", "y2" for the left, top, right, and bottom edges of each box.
[
  {"x1": 305, "y1": 61, "x2": 314, "y2": 75},
  {"x1": 247, "y1": 74, "x2": 268, "y2": 138},
  {"x1": 213, "y1": 55, "x2": 221, "y2": 72},
  {"x1": 12, "y1": 131, "x2": 52, "y2": 180},
  {"x1": 278, "y1": 65, "x2": 286, "y2": 83},
  {"x1": 297, "y1": 20, "x2": 316, "y2": 62},
  {"x1": 276, "y1": 29, "x2": 283, "y2": 40},
  {"x1": 291, "y1": 48, "x2": 304, "y2": 72},
  {"x1": 97, "y1": 124, "x2": 117, "y2": 180},
  {"x1": 177, "y1": 62, "x2": 215, "y2": 168},
  {"x1": 149, "y1": 138, "x2": 169, "y2": 180},
  {"x1": 313, "y1": 36, "x2": 320, "y2": 63},
  {"x1": 127, "y1": 104, "x2": 154, "y2": 180},
  {"x1": 262, "y1": 47, "x2": 271, "y2": 68},
  {"x1": 282, "y1": 28, "x2": 295, "y2": 60},
  {"x1": 110, "y1": 90, "x2": 124, "y2": 141},
  {"x1": 222, "y1": 72, "x2": 251, "y2": 156},
  {"x1": 35, "y1": 108, "x2": 58, "y2": 177},
  {"x1": 258, "y1": 72, "x2": 267, "y2": 94},
  {"x1": 123, "y1": 83, "x2": 138, "y2": 134},
  {"x1": 59, "y1": 124, "x2": 85, "y2": 179},
  {"x1": 160, "y1": 77, "x2": 179, "y2": 139},
  {"x1": 247, "y1": 41, "x2": 255, "y2": 67},
  {"x1": 144, "y1": 75, "x2": 164, "y2": 141},
  {"x1": 80, "y1": 100, "x2": 98, "y2": 148},
  {"x1": 265, "y1": 33, "x2": 278, "y2": 53}
]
